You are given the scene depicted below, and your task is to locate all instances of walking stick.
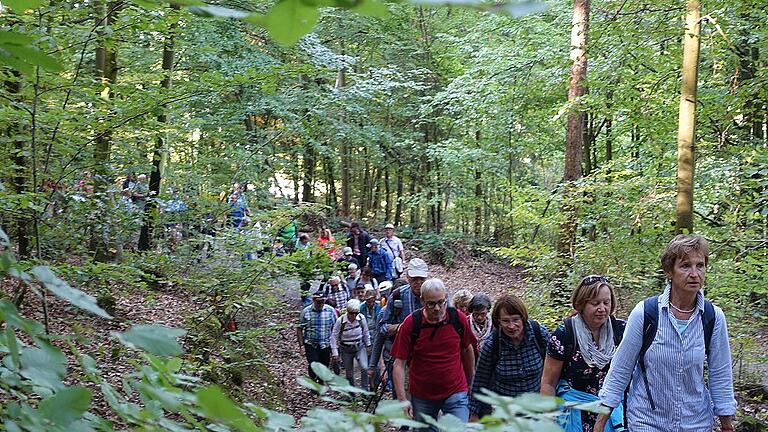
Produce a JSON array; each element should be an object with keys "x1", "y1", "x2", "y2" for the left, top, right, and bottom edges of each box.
[{"x1": 365, "y1": 356, "x2": 395, "y2": 413}]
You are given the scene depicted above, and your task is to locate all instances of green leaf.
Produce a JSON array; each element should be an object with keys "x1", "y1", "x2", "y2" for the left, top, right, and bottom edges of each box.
[
  {"x1": 5, "y1": 326, "x2": 21, "y2": 369},
  {"x1": 309, "y1": 361, "x2": 335, "y2": 382},
  {"x1": 38, "y1": 387, "x2": 92, "y2": 427},
  {"x1": 19, "y1": 345, "x2": 67, "y2": 389},
  {"x1": 513, "y1": 393, "x2": 559, "y2": 412},
  {"x1": 188, "y1": 5, "x2": 249, "y2": 18},
  {"x1": 113, "y1": 324, "x2": 186, "y2": 356},
  {"x1": 31, "y1": 266, "x2": 112, "y2": 319},
  {"x1": 0, "y1": 30, "x2": 35, "y2": 46},
  {"x1": 351, "y1": 0, "x2": 388, "y2": 18},
  {"x1": 1, "y1": 44, "x2": 62, "y2": 71},
  {"x1": 263, "y1": 0, "x2": 319, "y2": 46},
  {"x1": 0, "y1": 227, "x2": 9, "y2": 246},
  {"x1": 196, "y1": 385, "x2": 258, "y2": 432},
  {"x1": 2, "y1": 0, "x2": 44, "y2": 12}
]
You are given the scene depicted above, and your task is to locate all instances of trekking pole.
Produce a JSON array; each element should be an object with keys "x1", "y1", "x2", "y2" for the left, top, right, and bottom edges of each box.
[{"x1": 365, "y1": 356, "x2": 395, "y2": 413}]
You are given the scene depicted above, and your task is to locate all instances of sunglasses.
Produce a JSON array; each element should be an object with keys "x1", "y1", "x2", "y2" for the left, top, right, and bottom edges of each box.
[{"x1": 581, "y1": 274, "x2": 608, "y2": 286}]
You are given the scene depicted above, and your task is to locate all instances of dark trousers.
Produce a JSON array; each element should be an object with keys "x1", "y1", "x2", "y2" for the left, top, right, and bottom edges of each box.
[
  {"x1": 354, "y1": 254, "x2": 367, "y2": 269},
  {"x1": 304, "y1": 343, "x2": 331, "y2": 382},
  {"x1": 373, "y1": 273, "x2": 387, "y2": 285}
]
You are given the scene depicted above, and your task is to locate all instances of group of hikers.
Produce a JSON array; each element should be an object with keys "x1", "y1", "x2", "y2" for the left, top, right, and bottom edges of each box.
[{"x1": 296, "y1": 233, "x2": 737, "y2": 432}]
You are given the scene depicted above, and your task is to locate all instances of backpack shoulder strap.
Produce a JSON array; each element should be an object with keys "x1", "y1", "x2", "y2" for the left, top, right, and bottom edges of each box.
[
  {"x1": 610, "y1": 315, "x2": 623, "y2": 347},
  {"x1": 338, "y1": 317, "x2": 347, "y2": 341},
  {"x1": 638, "y1": 295, "x2": 660, "y2": 410},
  {"x1": 563, "y1": 316, "x2": 576, "y2": 356},
  {"x1": 408, "y1": 309, "x2": 424, "y2": 364},
  {"x1": 529, "y1": 320, "x2": 546, "y2": 360},
  {"x1": 702, "y1": 299, "x2": 716, "y2": 359},
  {"x1": 490, "y1": 329, "x2": 501, "y2": 366},
  {"x1": 447, "y1": 307, "x2": 465, "y2": 341}
]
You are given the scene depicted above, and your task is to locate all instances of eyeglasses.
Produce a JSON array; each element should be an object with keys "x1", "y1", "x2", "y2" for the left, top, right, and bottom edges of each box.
[
  {"x1": 581, "y1": 275, "x2": 608, "y2": 286},
  {"x1": 423, "y1": 299, "x2": 447, "y2": 309}
]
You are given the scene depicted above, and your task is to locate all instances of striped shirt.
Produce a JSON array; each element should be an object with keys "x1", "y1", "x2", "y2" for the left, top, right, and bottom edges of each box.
[
  {"x1": 377, "y1": 285, "x2": 422, "y2": 335},
  {"x1": 598, "y1": 286, "x2": 737, "y2": 431},
  {"x1": 469, "y1": 323, "x2": 549, "y2": 415},
  {"x1": 330, "y1": 314, "x2": 371, "y2": 356},
  {"x1": 326, "y1": 287, "x2": 350, "y2": 310},
  {"x1": 299, "y1": 304, "x2": 337, "y2": 348}
]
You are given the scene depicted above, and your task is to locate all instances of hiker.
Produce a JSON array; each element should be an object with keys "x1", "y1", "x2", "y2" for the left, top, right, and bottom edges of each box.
[
  {"x1": 337, "y1": 247, "x2": 358, "y2": 272},
  {"x1": 370, "y1": 259, "x2": 429, "y2": 397},
  {"x1": 228, "y1": 182, "x2": 249, "y2": 230},
  {"x1": 358, "y1": 266, "x2": 379, "y2": 291},
  {"x1": 366, "y1": 239, "x2": 393, "y2": 284},
  {"x1": 451, "y1": 289, "x2": 473, "y2": 315},
  {"x1": 323, "y1": 276, "x2": 350, "y2": 312},
  {"x1": 345, "y1": 263, "x2": 360, "y2": 291},
  {"x1": 294, "y1": 233, "x2": 312, "y2": 256},
  {"x1": 540, "y1": 275, "x2": 626, "y2": 432},
  {"x1": 360, "y1": 287, "x2": 381, "y2": 343},
  {"x1": 391, "y1": 278, "x2": 477, "y2": 429},
  {"x1": 380, "y1": 223, "x2": 406, "y2": 279},
  {"x1": 469, "y1": 294, "x2": 549, "y2": 420},
  {"x1": 330, "y1": 299, "x2": 372, "y2": 390},
  {"x1": 346, "y1": 222, "x2": 372, "y2": 269},
  {"x1": 351, "y1": 283, "x2": 367, "y2": 301},
  {"x1": 594, "y1": 235, "x2": 736, "y2": 432},
  {"x1": 317, "y1": 228, "x2": 336, "y2": 259},
  {"x1": 467, "y1": 293, "x2": 493, "y2": 344},
  {"x1": 297, "y1": 291, "x2": 337, "y2": 384}
]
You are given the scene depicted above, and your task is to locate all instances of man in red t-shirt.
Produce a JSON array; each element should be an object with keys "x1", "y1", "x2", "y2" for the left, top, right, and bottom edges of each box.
[{"x1": 391, "y1": 278, "x2": 477, "y2": 430}]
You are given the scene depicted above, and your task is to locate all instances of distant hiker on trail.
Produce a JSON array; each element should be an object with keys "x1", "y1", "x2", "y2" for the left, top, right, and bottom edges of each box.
[
  {"x1": 540, "y1": 275, "x2": 626, "y2": 432},
  {"x1": 330, "y1": 299, "x2": 372, "y2": 390},
  {"x1": 469, "y1": 294, "x2": 549, "y2": 421},
  {"x1": 366, "y1": 239, "x2": 393, "y2": 285},
  {"x1": 345, "y1": 263, "x2": 360, "y2": 291},
  {"x1": 317, "y1": 228, "x2": 336, "y2": 259},
  {"x1": 391, "y1": 278, "x2": 477, "y2": 429},
  {"x1": 360, "y1": 287, "x2": 381, "y2": 342},
  {"x1": 228, "y1": 183, "x2": 250, "y2": 231},
  {"x1": 358, "y1": 266, "x2": 379, "y2": 291},
  {"x1": 294, "y1": 233, "x2": 312, "y2": 256},
  {"x1": 380, "y1": 223, "x2": 406, "y2": 279},
  {"x1": 467, "y1": 293, "x2": 492, "y2": 344},
  {"x1": 346, "y1": 222, "x2": 372, "y2": 269},
  {"x1": 323, "y1": 276, "x2": 350, "y2": 312},
  {"x1": 297, "y1": 291, "x2": 337, "y2": 385},
  {"x1": 594, "y1": 235, "x2": 736, "y2": 432},
  {"x1": 451, "y1": 289, "x2": 473, "y2": 315},
  {"x1": 351, "y1": 283, "x2": 367, "y2": 301},
  {"x1": 336, "y1": 247, "x2": 358, "y2": 272}
]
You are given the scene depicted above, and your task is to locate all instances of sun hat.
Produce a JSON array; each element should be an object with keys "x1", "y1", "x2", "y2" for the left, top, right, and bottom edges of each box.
[
  {"x1": 343, "y1": 246, "x2": 353, "y2": 255},
  {"x1": 406, "y1": 258, "x2": 428, "y2": 278},
  {"x1": 385, "y1": 223, "x2": 395, "y2": 229},
  {"x1": 367, "y1": 239, "x2": 380, "y2": 247}
]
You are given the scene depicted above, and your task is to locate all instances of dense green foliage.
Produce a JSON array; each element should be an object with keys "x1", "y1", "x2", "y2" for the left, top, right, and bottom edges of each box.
[{"x1": 1, "y1": 0, "x2": 767, "y2": 428}]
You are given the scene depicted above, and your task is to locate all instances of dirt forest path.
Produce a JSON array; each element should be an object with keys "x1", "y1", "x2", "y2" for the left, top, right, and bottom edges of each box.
[{"x1": 256, "y1": 258, "x2": 528, "y2": 423}]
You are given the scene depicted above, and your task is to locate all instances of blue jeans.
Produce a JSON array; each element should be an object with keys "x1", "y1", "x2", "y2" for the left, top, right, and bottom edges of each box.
[{"x1": 410, "y1": 391, "x2": 469, "y2": 431}]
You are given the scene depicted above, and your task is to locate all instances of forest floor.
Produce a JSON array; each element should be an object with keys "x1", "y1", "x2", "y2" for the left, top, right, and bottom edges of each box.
[{"x1": 2, "y1": 253, "x2": 767, "y2": 429}]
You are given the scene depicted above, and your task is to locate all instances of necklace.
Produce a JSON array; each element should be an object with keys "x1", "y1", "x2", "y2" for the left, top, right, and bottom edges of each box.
[{"x1": 669, "y1": 302, "x2": 695, "y2": 314}]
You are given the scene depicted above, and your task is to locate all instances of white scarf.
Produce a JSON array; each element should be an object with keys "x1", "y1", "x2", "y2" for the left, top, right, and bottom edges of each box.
[
  {"x1": 572, "y1": 314, "x2": 616, "y2": 369},
  {"x1": 470, "y1": 313, "x2": 492, "y2": 342}
]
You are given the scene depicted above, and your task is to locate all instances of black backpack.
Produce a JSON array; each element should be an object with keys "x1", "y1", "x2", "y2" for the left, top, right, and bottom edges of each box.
[
  {"x1": 488, "y1": 320, "x2": 547, "y2": 367},
  {"x1": 632, "y1": 295, "x2": 716, "y2": 410},
  {"x1": 408, "y1": 307, "x2": 465, "y2": 364},
  {"x1": 563, "y1": 315, "x2": 623, "y2": 358}
]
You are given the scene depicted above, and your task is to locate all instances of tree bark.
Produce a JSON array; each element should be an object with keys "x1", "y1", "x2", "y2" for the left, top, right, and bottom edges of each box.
[
  {"x1": 675, "y1": 0, "x2": 701, "y2": 234},
  {"x1": 301, "y1": 141, "x2": 316, "y2": 203},
  {"x1": 6, "y1": 74, "x2": 29, "y2": 258},
  {"x1": 394, "y1": 168, "x2": 404, "y2": 225},
  {"x1": 558, "y1": 0, "x2": 589, "y2": 256},
  {"x1": 94, "y1": 0, "x2": 119, "y2": 189},
  {"x1": 384, "y1": 166, "x2": 391, "y2": 222},
  {"x1": 324, "y1": 155, "x2": 337, "y2": 210},
  {"x1": 139, "y1": 6, "x2": 177, "y2": 251},
  {"x1": 335, "y1": 46, "x2": 351, "y2": 217}
]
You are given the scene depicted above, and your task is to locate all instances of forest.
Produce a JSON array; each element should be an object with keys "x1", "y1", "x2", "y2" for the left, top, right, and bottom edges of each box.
[{"x1": 0, "y1": 0, "x2": 767, "y2": 429}]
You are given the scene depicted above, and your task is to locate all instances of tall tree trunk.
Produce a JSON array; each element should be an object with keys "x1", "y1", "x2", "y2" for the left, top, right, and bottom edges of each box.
[
  {"x1": 324, "y1": 155, "x2": 337, "y2": 210},
  {"x1": 394, "y1": 168, "x2": 404, "y2": 225},
  {"x1": 301, "y1": 141, "x2": 315, "y2": 203},
  {"x1": 583, "y1": 112, "x2": 592, "y2": 175},
  {"x1": 675, "y1": 0, "x2": 701, "y2": 234},
  {"x1": 94, "y1": 0, "x2": 119, "y2": 189},
  {"x1": 6, "y1": 74, "x2": 29, "y2": 258},
  {"x1": 360, "y1": 148, "x2": 370, "y2": 219},
  {"x1": 605, "y1": 90, "x2": 614, "y2": 164},
  {"x1": 384, "y1": 166, "x2": 391, "y2": 222},
  {"x1": 558, "y1": 0, "x2": 589, "y2": 256},
  {"x1": 139, "y1": 7, "x2": 177, "y2": 251},
  {"x1": 335, "y1": 46, "x2": 351, "y2": 217},
  {"x1": 409, "y1": 175, "x2": 417, "y2": 226},
  {"x1": 474, "y1": 169, "x2": 482, "y2": 238}
]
